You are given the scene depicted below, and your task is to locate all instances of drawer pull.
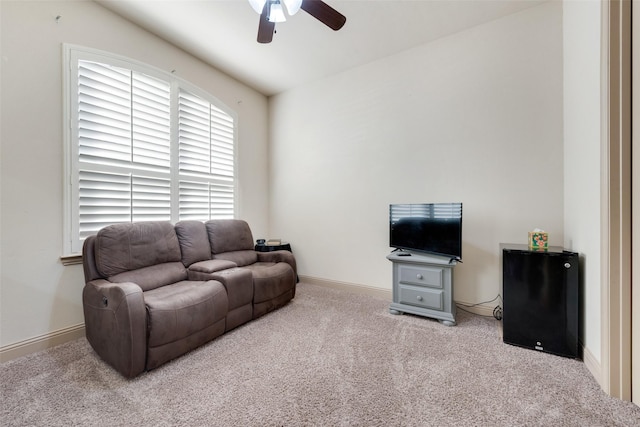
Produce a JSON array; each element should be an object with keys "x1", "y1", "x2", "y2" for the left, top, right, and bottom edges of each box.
[
  {"x1": 416, "y1": 274, "x2": 423, "y2": 280},
  {"x1": 416, "y1": 295, "x2": 423, "y2": 301}
]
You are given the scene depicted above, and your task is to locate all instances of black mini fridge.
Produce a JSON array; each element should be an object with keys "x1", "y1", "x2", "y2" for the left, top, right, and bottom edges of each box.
[{"x1": 501, "y1": 244, "x2": 580, "y2": 358}]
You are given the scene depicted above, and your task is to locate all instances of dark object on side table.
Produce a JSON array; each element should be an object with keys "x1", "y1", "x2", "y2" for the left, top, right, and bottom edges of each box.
[{"x1": 255, "y1": 242, "x2": 292, "y2": 252}]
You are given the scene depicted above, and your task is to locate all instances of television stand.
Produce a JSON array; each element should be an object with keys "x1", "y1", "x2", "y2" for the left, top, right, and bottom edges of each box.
[{"x1": 387, "y1": 252, "x2": 457, "y2": 326}]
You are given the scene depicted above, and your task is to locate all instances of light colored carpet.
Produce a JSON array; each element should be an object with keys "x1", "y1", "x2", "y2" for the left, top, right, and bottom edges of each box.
[{"x1": 1, "y1": 282, "x2": 639, "y2": 426}]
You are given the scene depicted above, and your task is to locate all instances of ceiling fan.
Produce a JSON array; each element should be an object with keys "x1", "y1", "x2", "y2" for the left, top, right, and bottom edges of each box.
[{"x1": 248, "y1": 0, "x2": 346, "y2": 44}]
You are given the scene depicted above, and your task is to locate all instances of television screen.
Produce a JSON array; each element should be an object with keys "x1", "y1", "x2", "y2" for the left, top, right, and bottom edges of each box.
[{"x1": 389, "y1": 203, "x2": 462, "y2": 260}]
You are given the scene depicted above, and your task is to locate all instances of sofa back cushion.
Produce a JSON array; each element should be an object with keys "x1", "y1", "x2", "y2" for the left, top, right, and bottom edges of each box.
[
  {"x1": 108, "y1": 262, "x2": 188, "y2": 292},
  {"x1": 95, "y1": 221, "x2": 183, "y2": 277},
  {"x1": 175, "y1": 220, "x2": 211, "y2": 266},
  {"x1": 206, "y1": 220, "x2": 254, "y2": 254},
  {"x1": 205, "y1": 220, "x2": 257, "y2": 267}
]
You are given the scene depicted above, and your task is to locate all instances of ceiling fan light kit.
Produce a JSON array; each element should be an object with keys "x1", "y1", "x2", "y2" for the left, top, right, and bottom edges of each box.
[
  {"x1": 268, "y1": 2, "x2": 287, "y2": 23},
  {"x1": 249, "y1": 0, "x2": 302, "y2": 21},
  {"x1": 251, "y1": 0, "x2": 346, "y2": 44}
]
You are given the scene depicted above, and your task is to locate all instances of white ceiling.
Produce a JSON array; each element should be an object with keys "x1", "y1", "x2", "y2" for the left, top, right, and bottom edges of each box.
[{"x1": 96, "y1": 0, "x2": 546, "y2": 96}]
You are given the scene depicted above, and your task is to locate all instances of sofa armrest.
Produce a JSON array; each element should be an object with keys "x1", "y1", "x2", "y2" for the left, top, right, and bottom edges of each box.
[
  {"x1": 82, "y1": 279, "x2": 147, "y2": 378},
  {"x1": 188, "y1": 259, "x2": 238, "y2": 275},
  {"x1": 256, "y1": 250, "x2": 297, "y2": 277}
]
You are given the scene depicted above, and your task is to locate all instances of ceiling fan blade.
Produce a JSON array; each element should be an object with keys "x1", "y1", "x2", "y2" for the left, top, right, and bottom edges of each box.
[
  {"x1": 300, "y1": 0, "x2": 346, "y2": 31},
  {"x1": 257, "y1": 2, "x2": 275, "y2": 43}
]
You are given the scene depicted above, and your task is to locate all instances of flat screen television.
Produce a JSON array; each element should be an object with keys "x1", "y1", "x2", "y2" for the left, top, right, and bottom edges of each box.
[{"x1": 389, "y1": 202, "x2": 463, "y2": 260}]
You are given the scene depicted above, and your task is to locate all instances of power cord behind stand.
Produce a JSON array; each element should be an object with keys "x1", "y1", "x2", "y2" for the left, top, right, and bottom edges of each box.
[{"x1": 455, "y1": 294, "x2": 503, "y2": 320}]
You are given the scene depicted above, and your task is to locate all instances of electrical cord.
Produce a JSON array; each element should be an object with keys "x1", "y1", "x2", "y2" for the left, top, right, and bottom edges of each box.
[{"x1": 455, "y1": 294, "x2": 503, "y2": 320}]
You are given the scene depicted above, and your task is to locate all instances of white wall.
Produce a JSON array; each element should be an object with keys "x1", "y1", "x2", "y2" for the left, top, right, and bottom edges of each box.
[
  {"x1": 0, "y1": 1, "x2": 269, "y2": 347},
  {"x1": 269, "y1": 2, "x2": 564, "y2": 305},
  {"x1": 562, "y1": 0, "x2": 601, "y2": 365}
]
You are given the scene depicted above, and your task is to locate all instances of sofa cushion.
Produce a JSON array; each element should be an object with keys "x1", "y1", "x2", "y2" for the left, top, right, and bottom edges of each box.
[
  {"x1": 109, "y1": 262, "x2": 188, "y2": 292},
  {"x1": 206, "y1": 219, "x2": 254, "y2": 254},
  {"x1": 243, "y1": 262, "x2": 295, "y2": 303},
  {"x1": 202, "y1": 267, "x2": 253, "y2": 311},
  {"x1": 213, "y1": 250, "x2": 258, "y2": 267},
  {"x1": 188, "y1": 259, "x2": 238, "y2": 274},
  {"x1": 95, "y1": 222, "x2": 181, "y2": 277},
  {"x1": 144, "y1": 280, "x2": 228, "y2": 348},
  {"x1": 175, "y1": 220, "x2": 211, "y2": 267}
]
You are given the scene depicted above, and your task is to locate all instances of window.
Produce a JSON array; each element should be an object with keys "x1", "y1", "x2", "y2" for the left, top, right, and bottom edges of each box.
[{"x1": 64, "y1": 46, "x2": 236, "y2": 254}]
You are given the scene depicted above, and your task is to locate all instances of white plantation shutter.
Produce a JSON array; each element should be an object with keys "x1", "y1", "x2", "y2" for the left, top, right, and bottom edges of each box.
[
  {"x1": 77, "y1": 172, "x2": 171, "y2": 239},
  {"x1": 210, "y1": 183, "x2": 234, "y2": 218},
  {"x1": 178, "y1": 180, "x2": 211, "y2": 220},
  {"x1": 131, "y1": 175, "x2": 171, "y2": 222},
  {"x1": 76, "y1": 60, "x2": 172, "y2": 241},
  {"x1": 178, "y1": 89, "x2": 235, "y2": 221},
  {"x1": 66, "y1": 48, "x2": 236, "y2": 254},
  {"x1": 178, "y1": 91, "x2": 211, "y2": 176},
  {"x1": 78, "y1": 62, "x2": 132, "y2": 168},
  {"x1": 210, "y1": 104, "x2": 235, "y2": 181},
  {"x1": 78, "y1": 170, "x2": 132, "y2": 238},
  {"x1": 178, "y1": 181, "x2": 234, "y2": 220},
  {"x1": 78, "y1": 61, "x2": 171, "y2": 172},
  {"x1": 178, "y1": 90, "x2": 235, "y2": 180},
  {"x1": 131, "y1": 73, "x2": 171, "y2": 171}
]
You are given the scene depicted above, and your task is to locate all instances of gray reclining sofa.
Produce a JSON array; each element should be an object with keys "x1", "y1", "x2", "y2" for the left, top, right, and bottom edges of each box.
[{"x1": 82, "y1": 219, "x2": 297, "y2": 378}]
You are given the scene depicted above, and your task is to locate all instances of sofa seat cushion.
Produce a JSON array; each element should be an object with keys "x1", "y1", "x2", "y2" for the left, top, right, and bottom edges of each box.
[
  {"x1": 144, "y1": 280, "x2": 228, "y2": 348},
  {"x1": 243, "y1": 262, "x2": 294, "y2": 303}
]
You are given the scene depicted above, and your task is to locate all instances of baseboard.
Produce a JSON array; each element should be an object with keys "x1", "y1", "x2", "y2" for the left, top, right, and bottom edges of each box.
[
  {"x1": 582, "y1": 344, "x2": 602, "y2": 387},
  {"x1": 299, "y1": 275, "x2": 393, "y2": 300},
  {"x1": 0, "y1": 324, "x2": 85, "y2": 363}
]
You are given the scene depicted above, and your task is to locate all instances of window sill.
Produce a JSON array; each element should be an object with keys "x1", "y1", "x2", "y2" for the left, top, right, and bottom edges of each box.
[{"x1": 60, "y1": 254, "x2": 83, "y2": 266}]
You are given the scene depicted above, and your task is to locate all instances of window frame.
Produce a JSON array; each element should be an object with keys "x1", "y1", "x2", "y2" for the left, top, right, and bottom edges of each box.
[{"x1": 62, "y1": 44, "x2": 238, "y2": 256}]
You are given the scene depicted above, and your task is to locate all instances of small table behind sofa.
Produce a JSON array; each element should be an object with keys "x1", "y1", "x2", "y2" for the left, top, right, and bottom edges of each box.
[{"x1": 255, "y1": 242, "x2": 292, "y2": 252}]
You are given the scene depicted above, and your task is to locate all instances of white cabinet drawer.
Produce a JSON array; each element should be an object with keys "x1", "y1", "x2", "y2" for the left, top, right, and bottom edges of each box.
[
  {"x1": 398, "y1": 284, "x2": 444, "y2": 311},
  {"x1": 398, "y1": 265, "x2": 443, "y2": 289}
]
